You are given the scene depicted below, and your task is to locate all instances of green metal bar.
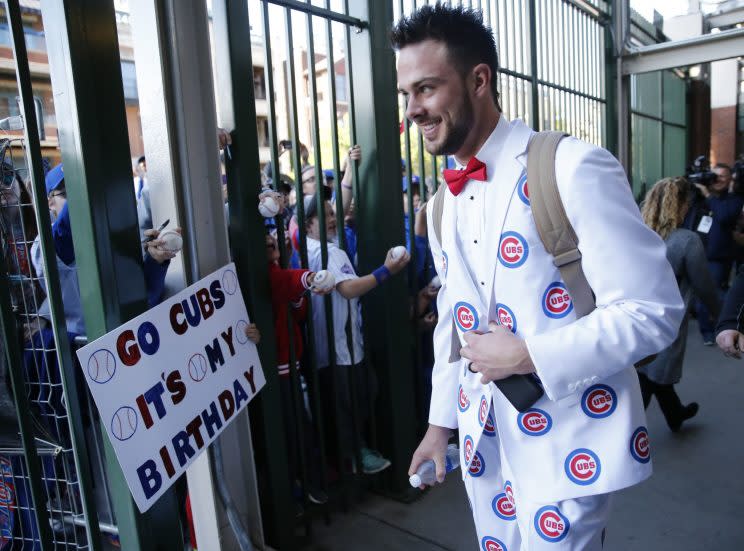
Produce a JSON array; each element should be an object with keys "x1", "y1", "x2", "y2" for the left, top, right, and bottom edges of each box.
[
  {"x1": 561, "y1": 0, "x2": 606, "y2": 22},
  {"x1": 324, "y1": 0, "x2": 347, "y2": 255},
  {"x1": 347, "y1": 0, "x2": 416, "y2": 494},
  {"x1": 267, "y1": 0, "x2": 367, "y2": 29},
  {"x1": 223, "y1": 2, "x2": 295, "y2": 548},
  {"x1": 261, "y1": 0, "x2": 288, "y2": 268},
  {"x1": 284, "y1": 8, "x2": 309, "y2": 268},
  {"x1": 343, "y1": 0, "x2": 361, "y2": 211},
  {"x1": 0, "y1": 254, "x2": 53, "y2": 548},
  {"x1": 604, "y1": 1, "x2": 618, "y2": 153},
  {"x1": 5, "y1": 0, "x2": 103, "y2": 548},
  {"x1": 528, "y1": 0, "x2": 539, "y2": 129},
  {"x1": 41, "y1": 1, "x2": 183, "y2": 549},
  {"x1": 403, "y1": 103, "x2": 416, "y2": 294}
]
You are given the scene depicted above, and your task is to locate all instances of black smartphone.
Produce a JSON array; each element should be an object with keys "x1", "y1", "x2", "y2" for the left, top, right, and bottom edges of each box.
[{"x1": 494, "y1": 374, "x2": 544, "y2": 412}]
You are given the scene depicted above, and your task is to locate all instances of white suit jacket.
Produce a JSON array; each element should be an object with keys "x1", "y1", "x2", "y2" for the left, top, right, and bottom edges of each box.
[{"x1": 427, "y1": 117, "x2": 684, "y2": 502}]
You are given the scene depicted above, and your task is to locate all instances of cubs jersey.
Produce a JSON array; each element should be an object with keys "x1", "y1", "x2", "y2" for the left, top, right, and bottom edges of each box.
[{"x1": 427, "y1": 117, "x2": 684, "y2": 503}]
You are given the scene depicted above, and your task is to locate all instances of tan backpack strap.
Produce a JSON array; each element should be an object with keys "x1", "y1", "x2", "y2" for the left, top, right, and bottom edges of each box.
[
  {"x1": 527, "y1": 131, "x2": 596, "y2": 319},
  {"x1": 430, "y1": 182, "x2": 447, "y2": 247},
  {"x1": 424, "y1": 184, "x2": 462, "y2": 361}
]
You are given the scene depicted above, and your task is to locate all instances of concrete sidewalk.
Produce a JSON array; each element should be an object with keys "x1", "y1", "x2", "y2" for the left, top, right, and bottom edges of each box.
[{"x1": 308, "y1": 320, "x2": 744, "y2": 550}]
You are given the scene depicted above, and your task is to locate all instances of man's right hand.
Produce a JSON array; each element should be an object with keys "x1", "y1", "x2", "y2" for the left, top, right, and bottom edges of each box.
[
  {"x1": 717, "y1": 329, "x2": 744, "y2": 359},
  {"x1": 408, "y1": 424, "x2": 452, "y2": 488}
]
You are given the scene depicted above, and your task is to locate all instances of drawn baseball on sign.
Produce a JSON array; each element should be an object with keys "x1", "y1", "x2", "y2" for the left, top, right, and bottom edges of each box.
[
  {"x1": 235, "y1": 320, "x2": 249, "y2": 344},
  {"x1": 111, "y1": 406, "x2": 138, "y2": 441},
  {"x1": 187, "y1": 353, "x2": 208, "y2": 382},
  {"x1": 87, "y1": 349, "x2": 117, "y2": 384},
  {"x1": 222, "y1": 269, "x2": 238, "y2": 295}
]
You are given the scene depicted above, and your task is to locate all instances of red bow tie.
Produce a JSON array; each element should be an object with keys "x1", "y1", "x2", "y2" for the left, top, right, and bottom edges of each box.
[{"x1": 443, "y1": 157, "x2": 488, "y2": 196}]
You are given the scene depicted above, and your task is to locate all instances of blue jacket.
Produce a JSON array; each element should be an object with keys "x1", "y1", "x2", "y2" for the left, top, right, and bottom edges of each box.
[{"x1": 688, "y1": 193, "x2": 744, "y2": 262}]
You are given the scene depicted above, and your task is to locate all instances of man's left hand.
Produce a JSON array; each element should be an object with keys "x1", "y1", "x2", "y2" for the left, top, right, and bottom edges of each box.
[{"x1": 461, "y1": 323, "x2": 535, "y2": 385}]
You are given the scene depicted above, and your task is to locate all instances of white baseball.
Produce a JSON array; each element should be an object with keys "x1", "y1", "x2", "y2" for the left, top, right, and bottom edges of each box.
[
  {"x1": 311, "y1": 270, "x2": 335, "y2": 292},
  {"x1": 258, "y1": 195, "x2": 280, "y2": 218},
  {"x1": 390, "y1": 245, "x2": 407, "y2": 260},
  {"x1": 159, "y1": 230, "x2": 183, "y2": 253},
  {"x1": 429, "y1": 275, "x2": 441, "y2": 289}
]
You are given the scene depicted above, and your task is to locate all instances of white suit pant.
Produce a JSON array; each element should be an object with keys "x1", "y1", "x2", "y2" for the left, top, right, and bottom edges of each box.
[{"x1": 463, "y1": 412, "x2": 613, "y2": 550}]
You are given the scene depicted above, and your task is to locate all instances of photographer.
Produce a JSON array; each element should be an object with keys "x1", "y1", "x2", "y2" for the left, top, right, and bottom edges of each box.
[{"x1": 685, "y1": 159, "x2": 744, "y2": 345}]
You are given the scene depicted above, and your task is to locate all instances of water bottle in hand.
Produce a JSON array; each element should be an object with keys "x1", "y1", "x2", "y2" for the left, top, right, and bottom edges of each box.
[{"x1": 409, "y1": 443, "x2": 460, "y2": 487}]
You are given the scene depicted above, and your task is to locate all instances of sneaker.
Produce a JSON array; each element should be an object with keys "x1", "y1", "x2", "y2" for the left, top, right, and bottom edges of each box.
[
  {"x1": 360, "y1": 448, "x2": 391, "y2": 475},
  {"x1": 703, "y1": 339, "x2": 714, "y2": 346},
  {"x1": 307, "y1": 488, "x2": 329, "y2": 505}
]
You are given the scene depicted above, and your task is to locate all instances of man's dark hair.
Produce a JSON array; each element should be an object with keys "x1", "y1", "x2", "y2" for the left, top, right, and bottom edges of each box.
[
  {"x1": 137, "y1": 155, "x2": 146, "y2": 165},
  {"x1": 390, "y1": 3, "x2": 501, "y2": 110}
]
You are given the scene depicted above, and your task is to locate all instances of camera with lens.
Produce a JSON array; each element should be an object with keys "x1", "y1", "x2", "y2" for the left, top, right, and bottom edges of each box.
[{"x1": 687, "y1": 155, "x2": 717, "y2": 187}]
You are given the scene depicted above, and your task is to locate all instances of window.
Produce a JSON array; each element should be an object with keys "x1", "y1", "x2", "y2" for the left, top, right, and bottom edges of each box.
[
  {"x1": 253, "y1": 67, "x2": 266, "y2": 100},
  {"x1": 257, "y1": 118, "x2": 269, "y2": 148}
]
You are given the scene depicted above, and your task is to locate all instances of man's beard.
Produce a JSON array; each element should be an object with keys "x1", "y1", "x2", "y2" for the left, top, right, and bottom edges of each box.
[{"x1": 425, "y1": 95, "x2": 475, "y2": 156}]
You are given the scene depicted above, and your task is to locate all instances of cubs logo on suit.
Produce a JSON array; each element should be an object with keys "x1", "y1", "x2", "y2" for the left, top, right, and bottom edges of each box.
[{"x1": 427, "y1": 117, "x2": 684, "y2": 549}]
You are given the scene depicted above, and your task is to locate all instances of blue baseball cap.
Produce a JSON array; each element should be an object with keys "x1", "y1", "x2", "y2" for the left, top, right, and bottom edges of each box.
[
  {"x1": 323, "y1": 169, "x2": 335, "y2": 181},
  {"x1": 45, "y1": 163, "x2": 64, "y2": 195}
]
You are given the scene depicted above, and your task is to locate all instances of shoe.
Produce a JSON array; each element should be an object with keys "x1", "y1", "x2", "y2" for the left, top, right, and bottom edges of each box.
[
  {"x1": 669, "y1": 402, "x2": 699, "y2": 432},
  {"x1": 360, "y1": 448, "x2": 391, "y2": 475},
  {"x1": 703, "y1": 339, "x2": 714, "y2": 346},
  {"x1": 307, "y1": 488, "x2": 329, "y2": 505}
]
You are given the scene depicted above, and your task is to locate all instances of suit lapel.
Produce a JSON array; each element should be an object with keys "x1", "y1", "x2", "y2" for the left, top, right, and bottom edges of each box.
[{"x1": 483, "y1": 120, "x2": 534, "y2": 314}]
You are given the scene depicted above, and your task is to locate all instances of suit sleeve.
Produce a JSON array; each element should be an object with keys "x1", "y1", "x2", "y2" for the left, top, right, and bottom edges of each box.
[
  {"x1": 716, "y1": 265, "x2": 744, "y2": 334},
  {"x1": 426, "y1": 201, "x2": 458, "y2": 429},
  {"x1": 524, "y1": 143, "x2": 684, "y2": 401}
]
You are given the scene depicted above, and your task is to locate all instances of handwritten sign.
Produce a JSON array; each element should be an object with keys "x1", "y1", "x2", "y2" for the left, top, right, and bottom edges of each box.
[{"x1": 76, "y1": 263, "x2": 265, "y2": 512}]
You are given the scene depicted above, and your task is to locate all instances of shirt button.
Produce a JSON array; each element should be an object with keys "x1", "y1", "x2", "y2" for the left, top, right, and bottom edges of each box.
[
  {"x1": 480, "y1": 281, "x2": 485, "y2": 286},
  {"x1": 470, "y1": 196, "x2": 474, "y2": 200},
  {"x1": 474, "y1": 240, "x2": 478, "y2": 244}
]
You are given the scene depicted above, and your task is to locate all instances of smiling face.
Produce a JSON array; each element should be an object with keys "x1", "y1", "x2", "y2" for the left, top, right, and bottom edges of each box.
[{"x1": 398, "y1": 40, "x2": 477, "y2": 158}]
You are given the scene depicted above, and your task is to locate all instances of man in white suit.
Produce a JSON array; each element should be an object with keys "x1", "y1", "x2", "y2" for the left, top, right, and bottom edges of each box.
[{"x1": 393, "y1": 5, "x2": 684, "y2": 550}]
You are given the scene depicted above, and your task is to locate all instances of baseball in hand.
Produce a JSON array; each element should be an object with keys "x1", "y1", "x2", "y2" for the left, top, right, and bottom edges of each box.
[
  {"x1": 311, "y1": 270, "x2": 335, "y2": 292},
  {"x1": 429, "y1": 275, "x2": 441, "y2": 289},
  {"x1": 159, "y1": 230, "x2": 183, "y2": 253},
  {"x1": 258, "y1": 195, "x2": 280, "y2": 218},
  {"x1": 390, "y1": 245, "x2": 407, "y2": 260}
]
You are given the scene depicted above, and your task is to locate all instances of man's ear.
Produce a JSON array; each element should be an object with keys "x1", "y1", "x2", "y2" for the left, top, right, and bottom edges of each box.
[{"x1": 471, "y1": 63, "x2": 492, "y2": 98}]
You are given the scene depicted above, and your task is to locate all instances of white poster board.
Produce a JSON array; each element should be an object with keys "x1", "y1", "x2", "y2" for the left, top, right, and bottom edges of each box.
[{"x1": 76, "y1": 263, "x2": 265, "y2": 512}]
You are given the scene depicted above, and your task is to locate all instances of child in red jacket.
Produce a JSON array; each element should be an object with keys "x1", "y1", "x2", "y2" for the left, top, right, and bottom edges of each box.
[{"x1": 265, "y1": 231, "x2": 330, "y2": 506}]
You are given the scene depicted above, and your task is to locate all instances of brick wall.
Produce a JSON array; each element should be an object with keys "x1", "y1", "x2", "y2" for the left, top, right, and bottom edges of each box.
[{"x1": 711, "y1": 105, "x2": 737, "y2": 165}]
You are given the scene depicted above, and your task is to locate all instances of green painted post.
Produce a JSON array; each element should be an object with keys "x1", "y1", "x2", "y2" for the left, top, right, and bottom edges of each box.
[
  {"x1": 40, "y1": 1, "x2": 182, "y2": 549},
  {"x1": 221, "y1": 1, "x2": 295, "y2": 548},
  {"x1": 347, "y1": 0, "x2": 418, "y2": 494},
  {"x1": 604, "y1": 5, "x2": 618, "y2": 155}
]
